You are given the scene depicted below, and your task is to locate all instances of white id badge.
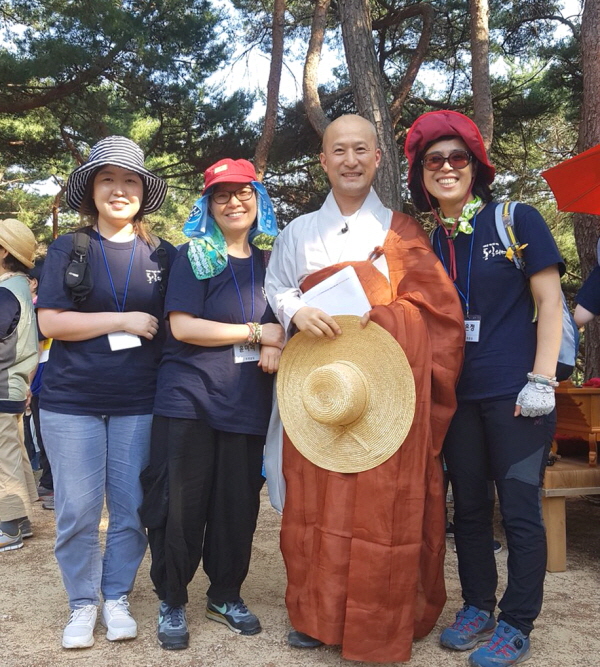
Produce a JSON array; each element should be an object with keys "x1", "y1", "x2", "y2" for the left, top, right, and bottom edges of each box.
[
  {"x1": 108, "y1": 331, "x2": 142, "y2": 351},
  {"x1": 233, "y1": 343, "x2": 260, "y2": 363},
  {"x1": 464, "y1": 316, "x2": 481, "y2": 343}
]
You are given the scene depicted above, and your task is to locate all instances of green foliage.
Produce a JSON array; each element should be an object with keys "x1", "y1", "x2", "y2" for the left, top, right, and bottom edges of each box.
[{"x1": 0, "y1": 0, "x2": 263, "y2": 243}]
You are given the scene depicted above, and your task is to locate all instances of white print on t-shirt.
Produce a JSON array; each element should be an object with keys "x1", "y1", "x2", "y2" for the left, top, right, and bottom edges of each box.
[
  {"x1": 146, "y1": 270, "x2": 162, "y2": 284},
  {"x1": 482, "y1": 243, "x2": 506, "y2": 261}
]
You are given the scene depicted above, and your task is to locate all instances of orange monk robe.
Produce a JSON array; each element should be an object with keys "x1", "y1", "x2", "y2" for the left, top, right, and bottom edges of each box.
[{"x1": 280, "y1": 212, "x2": 465, "y2": 663}]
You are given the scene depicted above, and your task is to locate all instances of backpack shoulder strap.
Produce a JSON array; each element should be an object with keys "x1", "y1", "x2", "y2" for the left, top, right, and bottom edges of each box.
[
  {"x1": 155, "y1": 243, "x2": 170, "y2": 297},
  {"x1": 64, "y1": 227, "x2": 94, "y2": 304},
  {"x1": 72, "y1": 227, "x2": 91, "y2": 259},
  {"x1": 494, "y1": 201, "x2": 525, "y2": 271}
]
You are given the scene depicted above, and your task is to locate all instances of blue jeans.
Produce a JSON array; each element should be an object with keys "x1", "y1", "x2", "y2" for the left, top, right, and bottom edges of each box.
[{"x1": 40, "y1": 410, "x2": 152, "y2": 608}]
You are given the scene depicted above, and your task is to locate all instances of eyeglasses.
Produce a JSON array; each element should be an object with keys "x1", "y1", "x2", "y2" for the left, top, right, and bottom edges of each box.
[
  {"x1": 211, "y1": 186, "x2": 255, "y2": 205},
  {"x1": 422, "y1": 150, "x2": 472, "y2": 171}
]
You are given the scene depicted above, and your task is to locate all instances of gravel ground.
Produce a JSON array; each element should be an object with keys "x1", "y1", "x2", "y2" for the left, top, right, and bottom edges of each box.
[{"x1": 1, "y1": 488, "x2": 599, "y2": 667}]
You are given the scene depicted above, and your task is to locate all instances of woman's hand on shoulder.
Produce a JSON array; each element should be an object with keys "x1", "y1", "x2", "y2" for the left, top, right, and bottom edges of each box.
[
  {"x1": 260, "y1": 322, "x2": 285, "y2": 349},
  {"x1": 120, "y1": 312, "x2": 159, "y2": 340},
  {"x1": 258, "y1": 344, "x2": 282, "y2": 374}
]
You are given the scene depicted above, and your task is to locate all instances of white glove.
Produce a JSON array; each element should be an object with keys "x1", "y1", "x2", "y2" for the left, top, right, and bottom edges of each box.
[{"x1": 516, "y1": 380, "x2": 555, "y2": 417}]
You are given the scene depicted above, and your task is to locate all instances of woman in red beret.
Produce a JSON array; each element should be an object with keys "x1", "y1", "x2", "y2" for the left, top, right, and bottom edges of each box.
[{"x1": 405, "y1": 111, "x2": 564, "y2": 667}]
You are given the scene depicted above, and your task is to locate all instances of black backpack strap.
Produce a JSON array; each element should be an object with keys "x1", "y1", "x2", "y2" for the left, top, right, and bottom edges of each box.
[
  {"x1": 64, "y1": 228, "x2": 93, "y2": 304},
  {"x1": 155, "y1": 244, "x2": 169, "y2": 297}
]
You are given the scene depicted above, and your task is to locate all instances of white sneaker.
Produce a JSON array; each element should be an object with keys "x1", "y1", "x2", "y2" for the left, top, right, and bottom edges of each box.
[
  {"x1": 101, "y1": 595, "x2": 137, "y2": 641},
  {"x1": 62, "y1": 605, "x2": 97, "y2": 649}
]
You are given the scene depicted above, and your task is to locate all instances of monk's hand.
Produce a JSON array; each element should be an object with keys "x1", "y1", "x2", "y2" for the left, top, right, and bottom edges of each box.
[
  {"x1": 292, "y1": 307, "x2": 341, "y2": 339},
  {"x1": 360, "y1": 311, "x2": 371, "y2": 328}
]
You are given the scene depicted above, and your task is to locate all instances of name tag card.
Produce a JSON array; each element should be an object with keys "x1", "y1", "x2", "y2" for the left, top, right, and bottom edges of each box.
[
  {"x1": 108, "y1": 331, "x2": 142, "y2": 351},
  {"x1": 464, "y1": 316, "x2": 481, "y2": 343},
  {"x1": 233, "y1": 343, "x2": 260, "y2": 363}
]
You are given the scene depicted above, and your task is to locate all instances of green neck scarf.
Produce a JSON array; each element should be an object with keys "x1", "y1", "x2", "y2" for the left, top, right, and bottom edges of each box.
[{"x1": 440, "y1": 196, "x2": 482, "y2": 237}]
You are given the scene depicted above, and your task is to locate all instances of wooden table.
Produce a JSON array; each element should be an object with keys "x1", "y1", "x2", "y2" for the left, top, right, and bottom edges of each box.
[
  {"x1": 555, "y1": 383, "x2": 600, "y2": 466},
  {"x1": 542, "y1": 455, "x2": 600, "y2": 571}
]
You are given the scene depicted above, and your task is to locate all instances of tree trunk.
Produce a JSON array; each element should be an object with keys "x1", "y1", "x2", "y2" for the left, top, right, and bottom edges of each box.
[
  {"x1": 303, "y1": 0, "x2": 331, "y2": 138},
  {"x1": 574, "y1": 0, "x2": 600, "y2": 378},
  {"x1": 470, "y1": 0, "x2": 493, "y2": 150},
  {"x1": 254, "y1": 0, "x2": 286, "y2": 181},
  {"x1": 338, "y1": 0, "x2": 403, "y2": 211}
]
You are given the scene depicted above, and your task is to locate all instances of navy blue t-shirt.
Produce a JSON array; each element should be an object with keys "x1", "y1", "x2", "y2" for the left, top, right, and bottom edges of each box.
[
  {"x1": 0, "y1": 288, "x2": 20, "y2": 339},
  {"x1": 153, "y1": 244, "x2": 276, "y2": 436},
  {"x1": 576, "y1": 266, "x2": 600, "y2": 315},
  {"x1": 432, "y1": 202, "x2": 564, "y2": 401},
  {"x1": 37, "y1": 230, "x2": 177, "y2": 415}
]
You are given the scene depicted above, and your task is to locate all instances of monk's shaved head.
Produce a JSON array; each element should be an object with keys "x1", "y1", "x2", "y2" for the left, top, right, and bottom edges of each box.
[
  {"x1": 319, "y1": 114, "x2": 382, "y2": 215},
  {"x1": 322, "y1": 115, "x2": 378, "y2": 152}
]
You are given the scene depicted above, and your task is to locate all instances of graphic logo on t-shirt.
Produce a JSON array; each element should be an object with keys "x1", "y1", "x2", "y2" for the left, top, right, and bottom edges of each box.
[
  {"x1": 482, "y1": 243, "x2": 505, "y2": 261},
  {"x1": 146, "y1": 270, "x2": 162, "y2": 284}
]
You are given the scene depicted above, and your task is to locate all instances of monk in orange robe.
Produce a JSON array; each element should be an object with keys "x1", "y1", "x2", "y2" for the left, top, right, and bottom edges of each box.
[{"x1": 265, "y1": 114, "x2": 464, "y2": 663}]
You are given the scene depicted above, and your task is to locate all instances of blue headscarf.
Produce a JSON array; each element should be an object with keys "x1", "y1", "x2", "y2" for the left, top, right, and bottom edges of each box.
[{"x1": 183, "y1": 181, "x2": 278, "y2": 280}]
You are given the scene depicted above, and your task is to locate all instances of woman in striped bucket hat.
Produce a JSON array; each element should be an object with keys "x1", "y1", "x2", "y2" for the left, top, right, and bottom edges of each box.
[{"x1": 36, "y1": 136, "x2": 177, "y2": 650}]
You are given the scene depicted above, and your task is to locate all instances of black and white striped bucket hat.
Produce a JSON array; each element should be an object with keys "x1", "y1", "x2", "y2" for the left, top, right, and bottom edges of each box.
[{"x1": 65, "y1": 136, "x2": 168, "y2": 215}]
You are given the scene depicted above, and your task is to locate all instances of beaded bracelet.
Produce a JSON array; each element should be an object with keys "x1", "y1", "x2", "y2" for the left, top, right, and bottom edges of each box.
[
  {"x1": 527, "y1": 372, "x2": 559, "y2": 388},
  {"x1": 246, "y1": 322, "x2": 262, "y2": 344}
]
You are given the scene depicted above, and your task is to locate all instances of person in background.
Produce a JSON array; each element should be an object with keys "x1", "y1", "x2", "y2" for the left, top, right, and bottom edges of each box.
[
  {"x1": 0, "y1": 218, "x2": 38, "y2": 552},
  {"x1": 405, "y1": 110, "x2": 563, "y2": 667},
  {"x1": 141, "y1": 158, "x2": 283, "y2": 651},
  {"x1": 27, "y1": 258, "x2": 55, "y2": 509},
  {"x1": 37, "y1": 136, "x2": 176, "y2": 650},
  {"x1": 574, "y1": 263, "x2": 600, "y2": 327}
]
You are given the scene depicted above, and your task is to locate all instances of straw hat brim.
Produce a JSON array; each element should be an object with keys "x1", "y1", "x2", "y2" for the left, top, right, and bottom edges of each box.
[
  {"x1": 65, "y1": 160, "x2": 168, "y2": 215},
  {"x1": 277, "y1": 315, "x2": 416, "y2": 473},
  {"x1": 0, "y1": 218, "x2": 36, "y2": 269}
]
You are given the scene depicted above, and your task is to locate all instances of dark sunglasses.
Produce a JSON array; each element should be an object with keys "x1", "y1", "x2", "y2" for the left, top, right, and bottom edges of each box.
[
  {"x1": 422, "y1": 150, "x2": 472, "y2": 171},
  {"x1": 211, "y1": 186, "x2": 255, "y2": 205}
]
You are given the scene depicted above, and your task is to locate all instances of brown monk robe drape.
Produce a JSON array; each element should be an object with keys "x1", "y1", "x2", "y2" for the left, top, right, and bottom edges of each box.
[{"x1": 280, "y1": 212, "x2": 465, "y2": 663}]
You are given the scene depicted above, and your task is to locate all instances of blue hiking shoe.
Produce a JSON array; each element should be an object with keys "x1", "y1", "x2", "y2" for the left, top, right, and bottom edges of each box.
[
  {"x1": 206, "y1": 598, "x2": 261, "y2": 635},
  {"x1": 468, "y1": 620, "x2": 531, "y2": 666},
  {"x1": 440, "y1": 604, "x2": 496, "y2": 650},
  {"x1": 157, "y1": 602, "x2": 189, "y2": 650}
]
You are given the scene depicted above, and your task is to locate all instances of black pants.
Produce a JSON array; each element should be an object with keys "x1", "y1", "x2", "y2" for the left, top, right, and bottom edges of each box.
[
  {"x1": 144, "y1": 416, "x2": 265, "y2": 607},
  {"x1": 30, "y1": 395, "x2": 53, "y2": 490},
  {"x1": 443, "y1": 397, "x2": 555, "y2": 636}
]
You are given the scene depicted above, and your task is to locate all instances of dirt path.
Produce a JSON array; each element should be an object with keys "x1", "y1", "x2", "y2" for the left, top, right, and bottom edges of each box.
[{"x1": 2, "y1": 491, "x2": 599, "y2": 666}]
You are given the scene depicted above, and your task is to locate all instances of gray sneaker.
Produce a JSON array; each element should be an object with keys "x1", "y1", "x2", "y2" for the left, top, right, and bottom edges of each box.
[
  {"x1": 18, "y1": 518, "x2": 33, "y2": 539},
  {"x1": 206, "y1": 598, "x2": 261, "y2": 635},
  {"x1": 0, "y1": 529, "x2": 23, "y2": 552},
  {"x1": 157, "y1": 602, "x2": 188, "y2": 650}
]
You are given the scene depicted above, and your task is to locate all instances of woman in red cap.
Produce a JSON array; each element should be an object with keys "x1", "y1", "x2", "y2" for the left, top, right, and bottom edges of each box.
[
  {"x1": 405, "y1": 111, "x2": 564, "y2": 667},
  {"x1": 141, "y1": 158, "x2": 284, "y2": 650}
]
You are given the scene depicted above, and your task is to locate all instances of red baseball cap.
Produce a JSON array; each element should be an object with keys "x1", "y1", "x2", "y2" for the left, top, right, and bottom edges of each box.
[
  {"x1": 404, "y1": 110, "x2": 495, "y2": 187},
  {"x1": 202, "y1": 158, "x2": 257, "y2": 194}
]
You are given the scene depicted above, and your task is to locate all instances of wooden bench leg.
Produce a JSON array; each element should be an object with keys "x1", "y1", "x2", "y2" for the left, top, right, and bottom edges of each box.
[
  {"x1": 542, "y1": 496, "x2": 566, "y2": 572},
  {"x1": 588, "y1": 434, "x2": 598, "y2": 467}
]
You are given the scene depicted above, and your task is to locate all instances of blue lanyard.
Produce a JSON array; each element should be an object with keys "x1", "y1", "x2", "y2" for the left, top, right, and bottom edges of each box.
[
  {"x1": 98, "y1": 232, "x2": 137, "y2": 313},
  {"x1": 228, "y1": 253, "x2": 255, "y2": 323},
  {"x1": 437, "y1": 214, "x2": 477, "y2": 316}
]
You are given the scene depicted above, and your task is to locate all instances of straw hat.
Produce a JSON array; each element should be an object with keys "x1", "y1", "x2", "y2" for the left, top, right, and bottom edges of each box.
[
  {"x1": 0, "y1": 218, "x2": 36, "y2": 269},
  {"x1": 65, "y1": 136, "x2": 168, "y2": 214},
  {"x1": 277, "y1": 315, "x2": 415, "y2": 473}
]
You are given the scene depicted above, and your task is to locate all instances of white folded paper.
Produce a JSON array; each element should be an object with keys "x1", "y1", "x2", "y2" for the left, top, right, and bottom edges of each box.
[{"x1": 302, "y1": 265, "x2": 371, "y2": 316}]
